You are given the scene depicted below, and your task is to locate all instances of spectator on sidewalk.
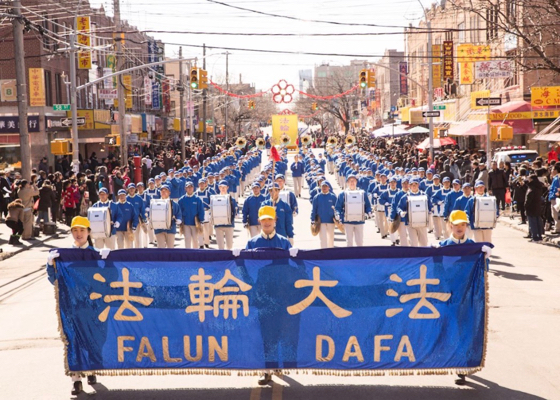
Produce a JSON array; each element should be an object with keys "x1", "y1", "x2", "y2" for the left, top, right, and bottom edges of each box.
[
  {"x1": 36, "y1": 180, "x2": 56, "y2": 224},
  {"x1": 6, "y1": 198, "x2": 24, "y2": 244},
  {"x1": 525, "y1": 174, "x2": 544, "y2": 243},
  {"x1": 17, "y1": 179, "x2": 40, "y2": 239}
]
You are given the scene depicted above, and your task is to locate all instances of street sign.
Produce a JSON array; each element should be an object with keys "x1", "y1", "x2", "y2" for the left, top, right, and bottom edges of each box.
[
  {"x1": 422, "y1": 111, "x2": 441, "y2": 117},
  {"x1": 434, "y1": 105, "x2": 446, "y2": 110},
  {"x1": 60, "y1": 117, "x2": 86, "y2": 127},
  {"x1": 475, "y1": 97, "x2": 502, "y2": 107},
  {"x1": 53, "y1": 104, "x2": 71, "y2": 111}
]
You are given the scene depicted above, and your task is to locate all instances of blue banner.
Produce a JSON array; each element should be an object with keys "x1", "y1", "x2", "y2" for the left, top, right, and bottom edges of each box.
[{"x1": 53, "y1": 245, "x2": 487, "y2": 376}]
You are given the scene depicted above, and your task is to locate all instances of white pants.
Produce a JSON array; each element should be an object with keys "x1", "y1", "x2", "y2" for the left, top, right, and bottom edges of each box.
[
  {"x1": 138, "y1": 223, "x2": 149, "y2": 248},
  {"x1": 473, "y1": 229, "x2": 493, "y2": 243},
  {"x1": 148, "y1": 227, "x2": 156, "y2": 244},
  {"x1": 319, "y1": 223, "x2": 335, "y2": 248},
  {"x1": 428, "y1": 214, "x2": 434, "y2": 231},
  {"x1": 116, "y1": 231, "x2": 134, "y2": 249},
  {"x1": 215, "y1": 227, "x2": 234, "y2": 250},
  {"x1": 552, "y1": 199, "x2": 560, "y2": 233},
  {"x1": 376, "y1": 211, "x2": 388, "y2": 237},
  {"x1": 94, "y1": 236, "x2": 115, "y2": 250},
  {"x1": 248, "y1": 225, "x2": 260, "y2": 239},
  {"x1": 182, "y1": 225, "x2": 199, "y2": 248},
  {"x1": 432, "y1": 216, "x2": 444, "y2": 240},
  {"x1": 407, "y1": 225, "x2": 428, "y2": 247},
  {"x1": 328, "y1": 161, "x2": 334, "y2": 174},
  {"x1": 344, "y1": 223, "x2": 364, "y2": 247},
  {"x1": 198, "y1": 223, "x2": 211, "y2": 246},
  {"x1": 293, "y1": 177, "x2": 303, "y2": 197},
  {"x1": 156, "y1": 232, "x2": 175, "y2": 248},
  {"x1": 397, "y1": 223, "x2": 409, "y2": 246},
  {"x1": 133, "y1": 224, "x2": 143, "y2": 248}
]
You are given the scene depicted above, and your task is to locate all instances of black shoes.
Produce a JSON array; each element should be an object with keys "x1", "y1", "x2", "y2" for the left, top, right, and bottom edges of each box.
[
  {"x1": 455, "y1": 374, "x2": 466, "y2": 385},
  {"x1": 258, "y1": 373, "x2": 272, "y2": 385},
  {"x1": 71, "y1": 381, "x2": 83, "y2": 395},
  {"x1": 87, "y1": 375, "x2": 97, "y2": 385}
]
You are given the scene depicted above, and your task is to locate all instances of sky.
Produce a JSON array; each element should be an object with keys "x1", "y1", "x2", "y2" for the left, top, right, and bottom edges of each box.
[{"x1": 89, "y1": 0, "x2": 430, "y2": 92}]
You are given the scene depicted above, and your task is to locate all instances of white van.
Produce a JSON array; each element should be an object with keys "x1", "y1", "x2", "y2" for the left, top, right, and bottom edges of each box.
[{"x1": 492, "y1": 146, "x2": 539, "y2": 166}]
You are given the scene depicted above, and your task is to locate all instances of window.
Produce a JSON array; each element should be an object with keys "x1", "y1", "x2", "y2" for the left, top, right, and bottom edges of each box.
[
  {"x1": 470, "y1": 16, "x2": 480, "y2": 43},
  {"x1": 44, "y1": 70, "x2": 52, "y2": 106},
  {"x1": 445, "y1": 30, "x2": 453, "y2": 42},
  {"x1": 42, "y1": 14, "x2": 51, "y2": 50},
  {"x1": 486, "y1": 4, "x2": 499, "y2": 40},
  {"x1": 54, "y1": 73, "x2": 63, "y2": 104},
  {"x1": 458, "y1": 22, "x2": 465, "y2": 43},
  {"x1": 506, "y1": 0, "x2": 517, "y2": 24}
]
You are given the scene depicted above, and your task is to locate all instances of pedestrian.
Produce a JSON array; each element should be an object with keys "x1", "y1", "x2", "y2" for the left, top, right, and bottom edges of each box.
[
  {"x1": 36, "y1": 180, "x2": 56, "y2": 224},
  {"x1": 61, "y1": 180, "x2": 77, "y2": 225},
  {"x1": 17, "y1": 179, "x2": 40, "y2": 239},
  {"x1": 488, "y1": 161, "x2": 507, "y2": 211},
  {"x1": 548, "y1": 163, "x2": 560, "y2": 233},
  {"x1": 5, "y1": 198, "x2": 24, "y2": 244},
  {"x1": 525, "y1": 175, "x2": 544, "y2": 243}
]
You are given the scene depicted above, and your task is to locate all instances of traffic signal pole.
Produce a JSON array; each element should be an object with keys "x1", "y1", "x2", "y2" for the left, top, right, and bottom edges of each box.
[
  {"x1": 202, "y1": 43, "x2": 207, "y2": 142},
  {"x1": 69, "y1": 29, "x2": 79, "y2": 174},
  {"x1": 114, "y1": 0, "x2": 127, "y2": 166}
]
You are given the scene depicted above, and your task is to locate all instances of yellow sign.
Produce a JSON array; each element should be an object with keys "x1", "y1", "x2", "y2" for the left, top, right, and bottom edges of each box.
[
  {"x1": 66, "y1": 109, "x2": 102, "y2": 131},
  {"x1": 459, "y1": 63, "x2": 474, "y2": 85},
  {"x1": 457, "y1": 44, "x2": 491, "y2": 62},
  {"x1": 115, "y1": 75, "x2": 133, "y2": 109},
  {"x1": 400, "y1": 106, "x2": 411, "y2": 123},
  {"x1": 469, "y1": 110, "x2": 560, "y2": 121},
  {"x1": 471, "y1": 90, "x2": 491, "y2": 110},
  {"x1": 29, "y1": 68, "x2": 46, "y2": 107},
  {"x1": 432, "y1": 45, "x2": 442, "y2": 88},
  {"x1": 531, "y1": 86, "x2": 560, "y2": 107},
  {"x1": 77, "y1": 16, "x2": 91, "y2": 70},
  {"x1": 271, "y1": 114, "x2": 298, "y2": 146}
]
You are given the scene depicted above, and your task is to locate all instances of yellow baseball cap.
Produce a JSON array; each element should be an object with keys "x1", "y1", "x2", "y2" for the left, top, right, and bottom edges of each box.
[
  {"x1": 258, "y1": 206, "x2": 276, "y2": 221},
  {"x1": 71, "y1": 216, "x2": 90, "y2": 229},
  {"x1": 449, "y1": 210, "x2": 469, "y2": 225}
]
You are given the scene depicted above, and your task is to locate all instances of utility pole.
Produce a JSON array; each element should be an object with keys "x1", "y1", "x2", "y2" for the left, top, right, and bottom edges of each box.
[
  {"x1": 188, "y1": 61, "x2": 194, "y2": 142},
  {"x1": 179, "y1": 47, "x2": 185, "y2": 159},
  {"x1": 12, "y1": 0, "x2": 31, "y2": 180},
  {"x1": 114, "y1": 0, "x2": 127, "y2": 166},
  {"x1": 427, "y1": 19, "x2": 435, "y2": 162},
  {"x1": 202, "y1": 43, "x2": 207, "y2": 143},
  {"x1": 69, "y1": 29, "x2": 79, "y2": 174},
  {"x1": 225, "y1": 51, "x2": 229, "y2": 141}
]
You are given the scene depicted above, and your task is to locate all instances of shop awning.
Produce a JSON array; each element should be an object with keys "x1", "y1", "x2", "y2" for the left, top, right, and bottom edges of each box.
[
  {"x1": 417, "y1": 137, "x2": 456, "y2": 150},
  {"x1": 532, "y1": 116, "x2": 560, "y2": 142},
  {"x1": 469, "y1": 119, "x2": 535, "y2": 135},
  {"x1": 448, "y1": 120, "x2": 487, "y2": 136}
]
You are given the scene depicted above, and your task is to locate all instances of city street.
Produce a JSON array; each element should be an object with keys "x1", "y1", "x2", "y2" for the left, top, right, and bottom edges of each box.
[{"x1": 0, "y1": 151, "x2": 559, "y2": 400}]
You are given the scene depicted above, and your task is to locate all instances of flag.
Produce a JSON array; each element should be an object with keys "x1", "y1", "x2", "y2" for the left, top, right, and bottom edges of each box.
[{"x1": 270, "y1": 146, "x2": 281, "y2": 162}]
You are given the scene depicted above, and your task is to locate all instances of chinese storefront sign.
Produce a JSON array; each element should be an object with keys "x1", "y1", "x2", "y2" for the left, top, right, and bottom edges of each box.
[
  {"x1": 431, "y1": 45, "x2": 442, "y2": 88},
  {"x1": 531, "y1": 86, "x2": 560, "y2": 106},
  {"x1": 29, "y1": 68, "x2": 46, "y2": 107},
  {"x1": 0, "y1": 116, "x2": 40, "y2": 133},
  {"x1": 474, "y1": 61, "x2": 513, "y2": 79},
  {"x1": 399, "y1": 62, "x2": 408, "y2": 95},
  {"x1": 443, "y1": 41, "x2": 454, "y2": 80},
  {"x1": 460, "y1": 62, "x2": 474, "y2": 85},
  {"x1": 76, "y1": 16, "x2": 91, "y2": 70}
]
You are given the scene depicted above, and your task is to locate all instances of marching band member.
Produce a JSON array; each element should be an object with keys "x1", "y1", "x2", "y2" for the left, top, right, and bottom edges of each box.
[
  {"x1": 389, "y1": 177, "x2": 410, "y2": 246},
  {"x1": 178, "y1": 181, "x2": 205, "y2": 248},
  {"x1": 126, "y1": 183, "x2": 146, "y2": 248},
  {"x1": 466, "y1": 180, "x2": 497, "y2": 244},
  {"x1": 91, "y1": 187, "x2": 117, "y2": 249},
  {"x1": 262, "y1": 183, "x2": 294, "y2": 245},
  {"x1": 396, "y1": 178, "x2": 431, "y2": 247},
  {"x1": 425, "y1": 174, "x2": 444, "y2": 240},
  {"x1": 114, "y1": 189, "x2": 139, "y2": 249},
  {"x1": 335, "y1": 174, "x2": 372, "y2": 247},
  {"x1": 242, "y1": 182, "x2": 267, "y2": 238},
  {"x1": 135, "y1": 182, "x2": 150, "y2": 248},
  {"x1": 379, "y1": 176, "x2": 399, "y2": 245},
  {"x1": 443, "y1": 179, "x2": 463, "y2": 223},
  {"x1": 433, "y1": 176, "x2": 453, "y2": 239},
  {"x1": 311, "y1": 181, "x2": 337, "y2": 248},
  {"x1": 290, "y1": 154, "x2": 304, "y2": 198},
  {"x1": 195, "y1": 178, "x2": 213, "y2": 248},
  {"x1": 144, "y1": 178, "x2": 160, "y2": 245},
  {"x1": 154, "y1": 185, "x2": 182, "y2": 248},
  {"x1": 275, "y1": 174, "x2": 298, "y2": 215},
  {"x1": 452, "y1": 182, "x2": 474, "y2": 239},
  {"x1": 212, "y1": 180, "x2": 237, "y2": 250},
  {"x1": 372, "y1": 173, "x2": 389, "y2": 238}
]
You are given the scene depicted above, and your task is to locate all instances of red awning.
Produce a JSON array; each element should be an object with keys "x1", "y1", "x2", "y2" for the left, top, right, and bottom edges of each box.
[
  {"x1": 417, "y1": 137, "x2": 457, "y2": 150},
  {"x1": 469, "y1": 119, "x2": 535, "y2": 135},
  {"x1": 490, "y1": 100, "x2": 531, "y2": 114}
]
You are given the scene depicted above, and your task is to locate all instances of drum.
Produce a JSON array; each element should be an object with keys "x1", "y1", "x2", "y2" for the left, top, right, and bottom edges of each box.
[
  {"x1": 204, "y1": 209, "x2": 211, "y2": 223},
  {"x1": 344, "y1": 190, "x2": 365, "y2": 222},
  {"x1": 88, "y1": 207, "x2": 112, "y2": 238},
  {"x1": 279, "y1": 191, "x2": 290, "y2": 205},
  {"x1": 474, "y1": 196, "x2": 497, "y2": 229},
  {"x1": 210, "y1": 195, "x2": 232, "y2": 226},
  {"x1": 149, "y1": 199, "x2": 172, "y2": 230},
  {"x1": 407, "y1": 195, "x2": 429, "y2": 228}
]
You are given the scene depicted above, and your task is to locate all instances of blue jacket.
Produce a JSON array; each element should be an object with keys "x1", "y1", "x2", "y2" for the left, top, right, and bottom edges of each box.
[
  {"x1": 154, "y1": 200, "x2": 182, "y2": 235},
  {"x1": 126, "y1": 194, "x2": 146, "y2": 222},
  {"x1": 390, "y1": 189, "x2": 408, "y2": 221},
  {"x1": 335, "y1": 190, "x2": 372, "y2": 224},
  {"x1": 444, "y1": 190, "x2": 463, "y2": 219},
  {"x1": 439, "y1": 237, "x2": 475, "y2": 246},
  {"x1": 245, "y1": 232, "x2": 292, "y2": 250},
  {"x1": 397, "y1": 190, "x2": 432, "y2": 226},
  {"x1": 178, "y1": 194, "x2": 205, "y2": 226},
  {"x1": 290, "y1": 161, "x2": 304, "y2": 177},
  {"x1": 311, "y1": 192, "x2": 337, "y2": 224},
  {"x1": 452, "y1": 194, "x2": 473, "y2": 213},
  {"x1": 425, "y1": 185, "x2": 444, "y2": 216},
  {"x1": 114, "y1": 201, "x2": 139, "y2": 231},
  {"x1": 280, "y1": 190, "x2": 298, "y2": 215},
  {"x1": 549, "y1": 175, "x2": 559, "y2": 201},
  {"x1": 378, "y1": 188, "x2": 399, "y2": 217},
  {"x1": 168, "y1": 178, "x2": 184, "y2": 199},
  {"x1": 262, "y1": 198, "x2": 294, "y2": 238},
  {"x1": 242, "y1": 194, "x2": 267, "y2": 226}
]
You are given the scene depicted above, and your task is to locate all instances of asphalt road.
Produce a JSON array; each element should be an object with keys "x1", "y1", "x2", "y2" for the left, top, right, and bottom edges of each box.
[{"x1": 0, "y1": 150, "x2": 559, "y2": 400}]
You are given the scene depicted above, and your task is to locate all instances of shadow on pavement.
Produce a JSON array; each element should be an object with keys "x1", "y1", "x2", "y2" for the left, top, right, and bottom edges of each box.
[{"x1": 489, "y1": 269, "x2": 543, "y2": 281}]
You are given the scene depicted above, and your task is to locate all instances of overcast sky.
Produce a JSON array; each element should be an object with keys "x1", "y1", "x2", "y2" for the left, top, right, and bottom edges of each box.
[{"x1": 90, "y1": 0, "x2": 430, "y2": 91}]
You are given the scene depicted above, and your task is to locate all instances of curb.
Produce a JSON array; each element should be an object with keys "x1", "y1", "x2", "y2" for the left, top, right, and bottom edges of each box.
[
  {"x1": 0, "y1": 226, "x2": 70, "y2": 262},
  {"x1": 498, "y1": 215, "x2": 560, "y2": 248}
]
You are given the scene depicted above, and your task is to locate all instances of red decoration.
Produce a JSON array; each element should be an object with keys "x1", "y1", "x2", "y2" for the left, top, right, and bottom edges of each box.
[
  {"x1": 270, "y1": 146, "x2": 281, "y2": 162},
  {"x1": 271, "y1": 80, "x2": 295, "y2": 104}
]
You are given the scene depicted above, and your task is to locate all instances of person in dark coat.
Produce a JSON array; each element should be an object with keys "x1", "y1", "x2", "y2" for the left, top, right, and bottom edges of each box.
[
  {"x1": 512, "y1": 170, "x2": 528, "y2": 224},
  {"x1": 525, "y1": 174, "x2": 544, "y2": 242},
  {"x1": 36, "y1": 180, "x2": 57, "y2": 224}
]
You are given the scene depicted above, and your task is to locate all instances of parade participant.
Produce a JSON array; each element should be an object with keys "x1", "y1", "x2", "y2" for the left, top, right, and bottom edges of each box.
[
  {"x1": 433, "y1": 177, "x2": 453, "y2": 239},
  {"x1": 466, "y1": 180, "x2": 497, "y2": 244},
  {"x1": 426, "y1": 175, "x2": 445, "y2": 240},
  {"x1": 335, "y1": 174, "x2": 372, "y2": 247},
  {"x1": 114, "y1": 189, "x2": 139, "y2": 249},
  {"x1": 126, "y1": 183, "x2": 146, "y2": 248},
  {"x1": 262, "y1": 183, "x2": 294, "y2": 244},
  {"x1": 290, "y1": 155, "x2": 304, "y2": 198},
  {"x1": 311, "y1": 181, "x2": 337, "y2": 248},
  {"x1": 438, "y1": 210, "x2": 475, "y2": 246},
  {"x1": 444, "y1": 179, "x2": 463, "y2": 221},
  {"x1": 379, "y1": 176, "x2": 399, "y2": 245},
  {"x1": 452, "y1": 182, "x2": 474, "y2": 239},
  {"x1": 275, "y1": 174, "x2": 298, "y2": 215},
  {"x1": 154, "y1": 185, "x2": 182, "y2": 248},
  {"x1": 144, "y1": 178, "x2": 160, "y2": 245},
  {"x1": 397, "y1": 178, "x2": 431, "y2": 247},
  {"x1": 244, "y1": 206, "x2": 293, "y2": 250},
  {"x1": 90, "y1": 188, "x2": 118, "y2": 249},
  {"x1": 212, "y1": 180, "x2": 237, "y2": 250},
  {"x1": 178, "y1": 181, "x2": 205, "y2": 248},
  {"x1": 372, "y1": 173, "x2": 389, "y2": 238},
  {"x1": 195, "y1": 178, "x2": 213, "y2": 248},
  {"x1": 242, "y1": 182, "x2": 267, "y2": 238},
  {"x1": 46, "y1": 216, "x2": 107, "y2": 395},
  {"x1": 389, "y1": 177, "x2": 410, "y2": 246}
]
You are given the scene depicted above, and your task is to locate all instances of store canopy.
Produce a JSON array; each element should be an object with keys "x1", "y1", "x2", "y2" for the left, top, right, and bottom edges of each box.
[
  {"x1": 372, "y1": 124, "x2": 410, "y2": 138},
  {"x1": 448, "y1": 120, "x2": 487, "y2": 136},
  {"x1": 532, "y1": 116, "x2": 560, "y2": 142},
  {"x1": 417, "y1": 137, "x2": 456, "y2": 150},
  {"x1": 469, "y1": 120, "x2": 535, "y2": 135},
  {"x1": 408, "y1": 126, "x2": 429, "y2": 134}
]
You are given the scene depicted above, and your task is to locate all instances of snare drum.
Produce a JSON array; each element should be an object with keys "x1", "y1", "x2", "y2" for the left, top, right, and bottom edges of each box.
[
  {"x1": 88, "y1": 207, "x2": 112, "y2": 238},
  {"x1": 344, "y1": 190, "x2": 365, "y2": 222},
  {"x1": 149, "y1": 199, "x2": 172, "y2": 230},
  {"x1": 407, "y1": 195, "x2": 429, "y2": 228},
  {"x1": 210, "y1": 195, "x2": 232, "y2": 225},
  {"x1": 474, "y1": 196, "x2": 497, "y2": 229}
]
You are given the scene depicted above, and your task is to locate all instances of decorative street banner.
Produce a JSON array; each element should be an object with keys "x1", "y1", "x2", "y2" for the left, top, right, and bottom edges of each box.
[
  {"x1": 474, "y1": 61, "x2": 513, "y2": 80},
  {"x1": 443, "y1": 41, "x2": 454, "y2": 80},
  {"x1": 399, "y1": 62, "x2": 408, "y2": 95},
  {"x1": 271, "y1": 114, "x2": 298, "y2": 146},
  {"x1": 53, "y1": 245, "x2": 487, "y2": 376}
]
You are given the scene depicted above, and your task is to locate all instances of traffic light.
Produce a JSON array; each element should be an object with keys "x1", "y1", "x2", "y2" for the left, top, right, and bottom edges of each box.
[
  {"x1": 368, "y1": 69, "x2": 376, "y2": 88},
  {"x1": 199, "y1": 68, "x2": 208, "y2": 90},
  {"x1": 190, "y1": 67, "x2": 199, "y2": 89},
  {"x1": 248, "y1": 100, "x2": 255, "y2": 109},
  {"x1": 359, "y1": 69, "x2": 368, "y2": 88},
  {"x1": 50, "y1": 139, "x2": 73, "y2": 155},
  {"x1": 105, "y1": 134, "x2": 121, "y2": 146},
  {"x1": 312, "y1": 102, "x2": 318, "y2": 111}
]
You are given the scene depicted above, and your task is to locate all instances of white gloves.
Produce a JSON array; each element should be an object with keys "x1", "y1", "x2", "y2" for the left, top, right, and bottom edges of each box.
[
  {"x1": 400, "y1": 211, "x2": 407, "y2": 218},
  {"x1": 114, "y1": 221, "x2": 120, "y2": 229},
  {"x1": 373, "y1": 193, "x2": 378, "y2": 198},
  {"x1": 176, "y1": 219, "x2": 182, "y2": 225},
  {"x1": 481, "y1": 245, "x2": 492, "y2": 257},
  {"x1": 289, "y1": 247, "x2": 299, "y2": 257},
  {"x1": 385, "y1": 202, "x2": 390, "y2": 206},
  {"x1": 47, "y1": 250, "x2": 59, "y2": 266},
  {"x1": 232, "y1": 248, "x2": 242, "y2": 257},
  {"x1": 431, "y1": 242, "x2": 440, "y2": 248},
  {"x1": 99, "y1": 248, "x2": 111, "y2": 259}
]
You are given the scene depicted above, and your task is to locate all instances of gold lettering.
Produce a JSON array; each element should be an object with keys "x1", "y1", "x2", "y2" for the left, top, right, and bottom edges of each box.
[
  {"x1": 117, "y1": 336, "x2": 134, "y2": 362},
  {"x1": 374, "y1": 335, "x2": 393, "y2": 362},
  {"x1": 136, "y1": 336, "x2": 156, "y2": 362},
  {"x1": 342, "y1": 336, "x2": 364, "y2": 362},
  {"x1": 208, "y1": 336, "x2": 228, "y2": 362},
  {"x1": 183, "y1": 335, "x2": 203, "y2": 362},
  {"x1": 162, "y1": 336, "x2": 182, "y2": 363},
  {"x1": 315, "y1": 335, "x2": 335, "y2": 362},
  {"x1": 394, "y1": 335, "x2": 416, "y2": 362}
]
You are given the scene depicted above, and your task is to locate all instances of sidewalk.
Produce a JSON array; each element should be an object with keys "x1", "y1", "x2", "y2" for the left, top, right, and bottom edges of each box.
[
  {"x1": 0, "y1": 220, "x2": 69, "y2": 261},
  {"x1": 498, "y1": 209, "x2": 560, "y2": 248}
]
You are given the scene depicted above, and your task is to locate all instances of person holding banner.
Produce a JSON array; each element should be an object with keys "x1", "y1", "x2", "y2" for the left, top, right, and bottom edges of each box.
[
  {"x1": 154, "y1": 185, "x2": 182, "y2": 248},
  {"x1": 178, "y1": 181, "x2": 205, "y2": 248},
  {"x1": 244, "y1": 206, "x2": 293, "y2": 251}
]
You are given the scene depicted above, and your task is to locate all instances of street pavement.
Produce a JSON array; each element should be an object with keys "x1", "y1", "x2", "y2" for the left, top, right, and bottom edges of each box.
[{"x1": 0, "y1": 150, "x2": 559, "y2": 400}]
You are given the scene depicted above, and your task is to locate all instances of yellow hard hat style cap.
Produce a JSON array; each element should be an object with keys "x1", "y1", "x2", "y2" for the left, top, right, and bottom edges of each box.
[
  {"x1": 449, "y1": 210, "x2": 469, "y2": 225},
  {"x1": 71, "y1": 216, "x2": 90, "y2": 229},
  {"x1": 258, "y1": 206, "x2": 276, "y2": 221}
]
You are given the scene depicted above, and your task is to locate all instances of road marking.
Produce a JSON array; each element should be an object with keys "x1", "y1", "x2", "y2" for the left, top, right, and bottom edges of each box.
[{"x1": 249, "y1": 386, "x2": 261, "y2": 400}]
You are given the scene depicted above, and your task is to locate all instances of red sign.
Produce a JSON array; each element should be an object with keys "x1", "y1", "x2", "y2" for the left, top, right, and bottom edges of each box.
[{"x1": 399, "y1": 62, "x2": 408, "y2": 95}]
